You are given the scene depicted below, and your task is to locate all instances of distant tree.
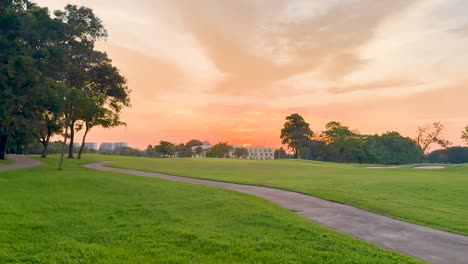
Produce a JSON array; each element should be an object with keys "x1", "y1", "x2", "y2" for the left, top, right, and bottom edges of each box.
[
  {"x1": 186, "y1": 139, "x2": 203, "y2": 148},
  {"x1": 176, "y1": 144, "x2": 193, "y2": 157},
  {"x1": 154, "y1": 141, "x2": 175, "y2": 158},
  {"x1": 233, "y1": 147, "x2": 249, "y2": 158},
  {"x1": 274, "y1": 147, "x2": 288, "y2": 159},
  {"x1": 427, "y1": 147, "x2": 468, "y2": 164},
  {"x1": 462, "y1": 126, "x2": 468, "y2": 145},
  {"x1": 206, "y1": 142, "x2": 231, "y2": 158},
  {"x1": 321, "y1": 121, "x2": 358, "y2": 162},
  {"x1": 194, "y1": 146, "x2": 204, "y2": 156},
  {"x1": 280, "y1": 114, "x2": 313, "y2": 159},
  {"x1": 415, "y1": 122, "x2": 451, "y2": 161},
  {"x1": 145, "y1": 144, "x2": 155, "y2": 157}
]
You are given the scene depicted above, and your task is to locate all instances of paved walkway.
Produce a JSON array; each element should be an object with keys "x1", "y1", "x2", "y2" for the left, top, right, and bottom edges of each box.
[
  {"x1": 0, "y1": 155, "x2": 41, "y2": 172},
  {"x1": 85, "y1": 161, "x2": 468, "y2": 264}
]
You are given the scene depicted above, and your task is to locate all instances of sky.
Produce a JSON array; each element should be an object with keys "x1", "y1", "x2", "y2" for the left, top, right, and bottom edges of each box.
[{"x1": 35, "y1": 0, "x2": 468, "y2": 149}]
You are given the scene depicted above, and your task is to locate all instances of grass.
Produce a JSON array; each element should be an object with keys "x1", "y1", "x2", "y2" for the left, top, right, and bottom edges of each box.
[
  {"x1": 0, "y1": 155, "x2": 422, "y2": 263},
  {"x1": 102, "y1": 155, "x2": 468, "y2": 235},
  {"x1": 0, "y1": 158, "x2": 14, "y2": 166}
]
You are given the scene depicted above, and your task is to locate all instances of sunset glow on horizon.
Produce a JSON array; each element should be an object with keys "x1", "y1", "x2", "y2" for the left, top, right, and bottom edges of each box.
[{"x1": 37, "y1": 0, "x2": 468, "y2": 149}]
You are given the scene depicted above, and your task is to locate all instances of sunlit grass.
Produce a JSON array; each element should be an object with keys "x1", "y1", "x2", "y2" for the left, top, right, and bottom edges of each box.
[
  {"x1": 103, "y1": 155, "x2": 468, "y2": 235},
  {"x1": 0, "y1": 155, "x2": 422, "y2": 263}
]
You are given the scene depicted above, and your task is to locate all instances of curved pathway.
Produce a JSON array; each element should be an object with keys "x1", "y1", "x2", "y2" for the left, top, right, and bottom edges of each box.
[
  {"x1": 0, "y1": 155, "x2": 41, "y2": 172},
  {"x1": 85, "y1": 161, "x2": 468, "y2": 264}
]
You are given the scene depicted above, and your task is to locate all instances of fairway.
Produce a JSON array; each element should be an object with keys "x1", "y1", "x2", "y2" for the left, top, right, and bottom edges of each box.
[
  {"x1": 104, "y1": 155, "x2": 468, "y2": 235},
  {"x1": 0, "y1": 156, "x2": 421, "y2": 263}
]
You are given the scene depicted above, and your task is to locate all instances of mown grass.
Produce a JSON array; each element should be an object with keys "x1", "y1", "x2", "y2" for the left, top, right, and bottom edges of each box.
[
  {"x1": 103, "y1": 155, "x2": 468, "y2": 235},
  {"x1": 0, "y1": 155, "x2": 422, "y2": 263},
  {"x1": 0, "y1": 158, "x2": 14, "y2": 166}
]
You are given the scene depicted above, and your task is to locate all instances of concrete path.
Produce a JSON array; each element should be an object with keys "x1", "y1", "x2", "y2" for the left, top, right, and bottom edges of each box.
[
  {"x1": 85, "y1": 162, "x2": 468, "y2": 264},
  {"x1": 0, "y1": 155, "x2": 41, "y2": 172}
]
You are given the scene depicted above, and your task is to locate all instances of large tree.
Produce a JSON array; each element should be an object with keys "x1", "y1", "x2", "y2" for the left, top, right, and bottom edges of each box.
[
  {"x1": 206, "y1": 142, "x2": 231, "y2": 158},
  {"x1": 280, "y1": 114, "x2": 313, "y2": 159},
  {"x1": 320, "y1": 121, "x2": 358, "y2": 162},
  {"x1": 415, "y1": 122, "x2": 451, "y2": 161},
  {"x1": 233, "y1": 147, "x2": 249, "y2": 158},
  {"x1": 154, "y1": 141, "x2": 176, "y2": 158},
  {"x1": 0, "y1": 1, "x2": 62, "y2": 159},
  {"x1": 462, "y1": 126, "x2": 468, "y2": 145}
]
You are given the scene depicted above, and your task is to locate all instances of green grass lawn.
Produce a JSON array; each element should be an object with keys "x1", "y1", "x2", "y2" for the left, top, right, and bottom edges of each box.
[
  {"x1": 0, "y1": 156, "x2": 421, "y2": 263},
  {"x1": 0, "y1": 158, "x2": 14, "y2": 166},
  {"x1": 102, "y1": 155, "x2": 468, "y2": 235}
]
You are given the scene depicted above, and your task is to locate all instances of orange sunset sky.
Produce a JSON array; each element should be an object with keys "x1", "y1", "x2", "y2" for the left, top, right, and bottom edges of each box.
[{"x1": 36, "y1": 0, "x2": 467, "y2": 149}]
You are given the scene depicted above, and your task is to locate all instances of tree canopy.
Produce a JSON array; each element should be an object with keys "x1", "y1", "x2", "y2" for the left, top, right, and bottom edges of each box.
[
  {"x1": 0, "y1": 1, "x2": 130, "y2": 164},
  {"x1": 280, "y1": 114, "x2": 313, "y2": 159}
]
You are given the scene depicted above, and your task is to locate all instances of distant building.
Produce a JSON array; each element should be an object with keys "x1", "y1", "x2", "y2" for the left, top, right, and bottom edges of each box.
[
  {"x1": 99, "y1": 142, "x2": 129, "y2": 152},
  {"x1": 191, "y1": 141, "x2": 212, "y2": 158},
  {"x1": 114, "y1": 142, "x2": 129, "y2": 149},
  {"x1": 84, "y1": 142, "x2": 98, "y2": 151},
  {"x1": 99, "y1": 142, "x2": 115, "y2": 151},
  {"x1": 231, "y1": 146, "x2": 275, "y2": 160}
]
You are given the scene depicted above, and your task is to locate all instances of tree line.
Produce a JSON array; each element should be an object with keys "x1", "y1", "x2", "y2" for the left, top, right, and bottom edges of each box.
[
  {"x1": 0, "y1": 1, "x2": 130, "y2": 168},
  {"x1": 280, "y1": 114, "x2": 468, "y2": 164}
]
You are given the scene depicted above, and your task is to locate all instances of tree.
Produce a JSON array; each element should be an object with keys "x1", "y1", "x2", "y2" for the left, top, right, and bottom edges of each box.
[
  {"x1": 320, "y1": 121, "x2": 358, "y2": 162},
  {"x1": 233, "y1": 147, "x2": 249, "y2": 158},
  {"x1": 274, "y1": 148, "x2": 288, "y2": 159},
  {"x1": 280, "y1": 114, "x2": 313, "y2": 159},
  {"x1": 206, "y1": 142, "x2": 231, "y2": 158},
  {"x1": 186, "y1": 139, "x2": 203, "y2": 148},
  {"x1": 415, "y1": 122, "x2": 451, "y2": 161},
  {"x1": 194, "y1": 146, "x2": 204, "y2": 156},
  {"x1": 0, "y1": 1, "x2": 64, "y2": 159},
  {"x1": 154, "y1": 141, "x2": 175, "y2": 158},
  {"x1": 462, "y1": 126, "x2": 468, "y2": 145},
  {"x1": 175, "y1": 143, "x2": 193, "y2": 157}
]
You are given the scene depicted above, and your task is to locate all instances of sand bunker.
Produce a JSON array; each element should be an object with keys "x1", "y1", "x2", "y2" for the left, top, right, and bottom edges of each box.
[
  {"x1": 413, "y1": 166, "x2": 446, "y2": 169},
  {"x1": 365, "y1": 166, "x2": 398, "y2": 169}
]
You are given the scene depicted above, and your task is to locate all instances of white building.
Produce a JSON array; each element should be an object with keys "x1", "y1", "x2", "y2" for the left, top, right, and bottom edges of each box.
[
  {"x1": 99, "y1": 142, "x2": 129, "y2": 151},
  {"x1": 230, "y1": 146, "x2": 275, "y2": 160},
  {"x1": 191, "y1": 141, "x2": 212, "y2": 158},
  {"x1": 114, "y1": 142, "x2": 129, "y2": 149},
  {"x1": 99, "y1": 142, "x2": 115, "y2": 151},
  {"x1": 84, "y1": 142, "x2": 98, "y2": 151},
  {"x1": 246, "y1": 146, "x2": 275, "y2": 160}
]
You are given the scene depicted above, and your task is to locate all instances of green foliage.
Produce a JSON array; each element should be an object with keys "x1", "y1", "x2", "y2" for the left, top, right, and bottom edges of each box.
[
  {"x1": 232, "y1": 147, "x2": 248, "y2": 158},
  {"x1": 427, "y1": 147, "x2": 468, "y2": 164},
  {"x1": 154, "y1": 141, "x2": 176, "y2": 157},
  {"x1": 175, "y1": 143, "x2": 193, "y2": 157},
  {"x1": 0, "y1": 1, "x2": 130, "y2": 161},
  {"x1": 462, "y1": 126, "x2": 468, "y2": 145},
  {"x1": 280, "y1": 114, "x2": 313, "y2": 158},
  {"x1": 108, "y1": 155, "x2": 468, "y2": 235},
  {"x1": 206, "y1": 142, "x2": 231, "y2": 158},
  {"x1": 361, "y1": 132, "x2": 421, "y2": 165},
  {"x1": 0, "y1": 155, "x2": 420, "y2": 263},
  {"x1": 185, "y1": 139, "x2": 203, "y2": 148}
]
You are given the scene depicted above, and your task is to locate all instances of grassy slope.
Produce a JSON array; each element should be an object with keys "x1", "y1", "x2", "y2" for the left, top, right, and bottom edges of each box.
[
  {"x1": 103, "y1": 155, "x2": 468, "y2": 235},
  {"x1": 0, "y1": 156, "x2": 421, "y2": 263}
]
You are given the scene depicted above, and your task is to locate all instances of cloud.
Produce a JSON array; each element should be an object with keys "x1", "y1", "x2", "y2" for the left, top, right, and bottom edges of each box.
[
  {"x1": 327, "y1": 79, "x2": 424, "y2": 94},
  {"x1": 170, "y1": 0, "x2": 412, "y2": 96}
]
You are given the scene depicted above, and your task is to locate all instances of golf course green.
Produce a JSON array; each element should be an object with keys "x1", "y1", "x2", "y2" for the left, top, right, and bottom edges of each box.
[
  {"x1": 103, "y1": 155, "x2": 468, "y2": 235},
  {"x1": 0, "y1": 155, "x2": 422, "y2": 263}
]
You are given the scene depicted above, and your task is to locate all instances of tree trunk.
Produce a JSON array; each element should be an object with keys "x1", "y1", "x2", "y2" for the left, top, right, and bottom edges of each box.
[
  {"x1": 58, "y1": 126, "x2": 69, "y2": 170},
  {"x1": 41, "y1": 136, "x2": 50, "y2": 158},
  {"x1": 77, "y1": 126, "x2": 89, "y2": 159},
  {"x1": 294, "y1": 148, "x2": 298, "y2": 159},
  {"x1": 67, "y1": 122, "x2": 75, "y2": 158},
  {"x1": 0, "y1": 133, "x2": 7, "y2": 160}
]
